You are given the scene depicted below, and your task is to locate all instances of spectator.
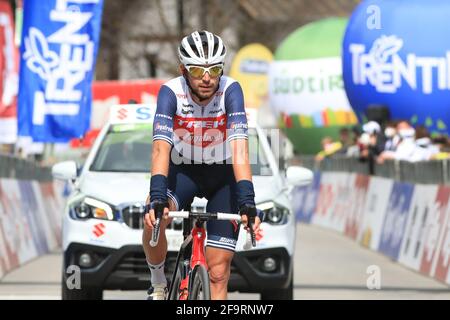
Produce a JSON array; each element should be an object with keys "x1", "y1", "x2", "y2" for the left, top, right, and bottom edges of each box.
[
  {"x1": 315, "y1": 136, "x2": 342, "y2": 162},
  {"x1": 336, "y1": 128, "x2": 352, "y2": 154},
  {"x1": 378, "y1": 121, "x2": 416, "y2": 163},
  {"x1": 383, "y1": 121, "x2": 399, "y2": 151}
]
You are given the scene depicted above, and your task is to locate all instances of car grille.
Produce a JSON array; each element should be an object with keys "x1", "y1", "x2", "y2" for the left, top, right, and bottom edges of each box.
[
  {"x1": 120, "y1": 204, "x2": 206, "y2": 230},
  {"x1": 112, "y1": 252, "x2": 178, "y2": 277}
]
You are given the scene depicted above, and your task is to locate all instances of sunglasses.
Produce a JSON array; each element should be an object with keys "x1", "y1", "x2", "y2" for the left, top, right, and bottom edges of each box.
[{"x1": 185, "y1": 64, "x2": 223, "y2": 78}]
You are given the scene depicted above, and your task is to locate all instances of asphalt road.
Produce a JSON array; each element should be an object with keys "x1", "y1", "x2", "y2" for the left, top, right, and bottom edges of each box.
[{"x1": 0, "y1": 223, "x2": 449, "y2": 300}]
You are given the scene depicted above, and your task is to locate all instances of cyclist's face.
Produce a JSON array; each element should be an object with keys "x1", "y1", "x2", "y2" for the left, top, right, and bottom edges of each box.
[{"x1": 181, "y1": 64, "x2": 221, "y2": 101}]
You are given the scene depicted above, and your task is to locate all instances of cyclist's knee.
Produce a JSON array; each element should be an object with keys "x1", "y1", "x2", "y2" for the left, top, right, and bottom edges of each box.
[{"x1": 208, "y1": 261, "x2": 231, "y2": 284}]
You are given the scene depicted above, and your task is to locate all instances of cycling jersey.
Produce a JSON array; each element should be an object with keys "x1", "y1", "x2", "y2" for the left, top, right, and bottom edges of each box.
[{"x1": 152, "y1": 76, "x2": 248, "y2": 163}]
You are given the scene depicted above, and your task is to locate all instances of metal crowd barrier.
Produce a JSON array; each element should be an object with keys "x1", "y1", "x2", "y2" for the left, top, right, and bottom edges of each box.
[
  {"x1": 0, "y1": 154, "x2": 53, "y2": 181},
  {"x1": 295, "y1": 155, "x2": 450, "y2": 185}
]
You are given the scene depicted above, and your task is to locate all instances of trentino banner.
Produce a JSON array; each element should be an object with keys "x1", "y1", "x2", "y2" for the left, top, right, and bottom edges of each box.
[{"x1": 18, "y1": 0, "x2": 104, "y2": 142}]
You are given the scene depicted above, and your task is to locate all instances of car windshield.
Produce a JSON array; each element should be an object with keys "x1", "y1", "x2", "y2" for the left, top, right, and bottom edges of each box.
[
  {"x1": 90, "y1": 124, "x2": 153, "y2": 172},
  {"x1": 90, "y1": 125, "x2": 273, "y2": 175},
  {"x1": 249, "y1": 129, "x2": 273, "y2": 176}
]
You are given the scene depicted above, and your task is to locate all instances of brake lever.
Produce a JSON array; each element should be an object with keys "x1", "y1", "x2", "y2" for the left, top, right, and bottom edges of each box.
[
  {"x1": 149, "y1": 208, "x2": 163, "y2": 247},
  {"x1": 247, "y1": 217, "x2": 256, "y2": 248}
]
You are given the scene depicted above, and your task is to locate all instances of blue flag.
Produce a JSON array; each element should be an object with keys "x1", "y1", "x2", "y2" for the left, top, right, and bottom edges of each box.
[{"x1": 18, "y1": 0, "x2": 104, "y2": 142}]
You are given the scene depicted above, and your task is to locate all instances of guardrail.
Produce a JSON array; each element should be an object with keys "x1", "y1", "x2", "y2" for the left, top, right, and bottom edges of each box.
[
  {"x1": 295, "y1": 155, "x2": 450, "y2": 185},
  {"x1": 0, "y1": 154, "x2": 53, "y2": 181}
]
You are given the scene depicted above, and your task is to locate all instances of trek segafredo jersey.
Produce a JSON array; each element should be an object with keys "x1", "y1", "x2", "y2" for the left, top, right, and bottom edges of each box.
[{"x1": 152, "y1": 76, "x2": 248, "y2": 163}]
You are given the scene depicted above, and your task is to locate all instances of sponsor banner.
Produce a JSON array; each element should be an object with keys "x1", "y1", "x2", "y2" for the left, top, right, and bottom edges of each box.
[
  {"x1": 378, "y1": 182, "x2": 414, "y2": 260},
  {"x1": 0, "y1": 0, "x2": 19, "y2": 144},
  {"x1": 18, "y1": 0, "x2": 104, "y2": 142},
  {"x1": 269, "y1": 58, "x2": 357, "y2": 127},
  {"x1": 329, "y1": 172, "x2": 353, "y2": 233},
  {"x1": 312, "y1": 172, "x2": 338, "y2": 229},
  {"x1": 345, "y1": 174, "x2": 370, "y2": 240},
  {"x1": 0, "y1": 179, "x2": 38, "y2": 277},
  {"x1": 433, "y1": 198, "x2": 450, "y2": 284},
  {"x1": 294, "y1": 171, "x2": 321, "y2": 223},
  {"x1": 230, "y1": 43, "x2": 273, "y2": 109},
  {"x1": 32, "y1": 181, "x2": 58, "y2": 250},
  {"x1": 420, "y1": 185, "x2": 450, "y2": 277},
  {"x1": 70, "y1": 79, "x2": 163, "y2": 148},
  {"x1": 398, "y1": 184, "x2": 439, "y2": 271},
  {"x1": 17, "y1": 180, "x2": 49, "y2": 255},
  {"x1": 358, "y1": 176, "x2": 394, "y2": 250},
  {"x1": 39, "y1": 181, "x2": 63, "y2": 248}
]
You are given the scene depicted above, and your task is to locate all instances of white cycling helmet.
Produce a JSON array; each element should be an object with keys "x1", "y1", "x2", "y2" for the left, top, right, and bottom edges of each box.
[{"x1": 178, "y1": 30, "x2": 226, "y2": 65}]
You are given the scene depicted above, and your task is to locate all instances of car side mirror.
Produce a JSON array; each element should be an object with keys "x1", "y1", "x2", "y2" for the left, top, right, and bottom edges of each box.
[
  {"x1": 52, "y1": 161, "x2": 78, "y2": 181},
  {"x1": 286, "y1": 166, "x2": 313, "y2": 187}
]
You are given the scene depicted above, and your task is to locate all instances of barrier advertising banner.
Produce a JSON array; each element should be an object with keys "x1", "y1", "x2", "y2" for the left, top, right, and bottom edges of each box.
[
  {"x1": 420, "y1": 186, "x2": 450, "y2": 277},
  {"x1": 378, "y1": 182, "x2": 414, "y2": 260},
  {"x1": 294, "y1": 171, "x2": 321, "y2": 223},
  {"x1": 345, "y1": 174, "x2": 369, "y2": 240},
  {"x1": 398, "y1": 185, "x2": 438, "y2": 271},
  {"x1": 359, "y1": 177, "x2": 394, "y2": 250},
  {"x1": 312, "y1": 172, "x2": 338, "y2": 229}
]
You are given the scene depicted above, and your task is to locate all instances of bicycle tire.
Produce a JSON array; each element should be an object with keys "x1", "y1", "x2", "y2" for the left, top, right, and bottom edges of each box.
[
  {"x1": 168, "y1": 266, "x2": 182, "y2": 300},
  {"x1": 188, "y1": 265, "x2": 211, "y2": 300}
]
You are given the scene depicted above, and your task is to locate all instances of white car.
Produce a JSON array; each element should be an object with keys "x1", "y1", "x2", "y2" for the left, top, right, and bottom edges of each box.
[{"x1": 53, "y1": 104, "x2": 312, "y2": 300}]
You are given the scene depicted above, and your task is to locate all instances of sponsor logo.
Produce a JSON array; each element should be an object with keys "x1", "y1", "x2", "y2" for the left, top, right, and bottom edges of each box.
[
  {"x1": 92, "y1": 223, "x2": 105, "y2": 238},
  {"x1": 209, "y1": 109, "x2": 222, "y2": 114},
  {"x1": 176, "y1": 93, "x2": 187, "y2": 99},
  {"x1": 155, "y1": 122, "x2": 173, "y2": 133},
  {"x1": 155, "y1": 113, "x2": 172, "y2": 120},
  {"x1": 117, "y1": 108, "x2": 128, "y2": 120},
  {"x1": 181, "y1": 109, "x2": 194, "y2": 115},
  {"x1": 240, "y1": 59, "x2": 269, "y2": 74},
  {"x1": 218, "y1": 237, "x2": 236, "y2": 244},
  {"x1": 230, "y1": 122, "x2": 248, "y2": 130},
  {"x1": 176, "y1": 117, "x2": 226, "y2": 129},
  {"x1": 228, "y1": 112, "x2": 246, "y2": 117},
  {"x1": 349, "y1": 35, "x2": 450, "y2": 94}
]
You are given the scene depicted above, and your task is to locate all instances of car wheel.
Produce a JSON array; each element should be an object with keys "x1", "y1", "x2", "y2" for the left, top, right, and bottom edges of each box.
[
  {"x1": 62, "y1": 275, "x2": 103, "y2": 300},
  {"x1": 260, "y1": 277, "x2": 293, "y2": 300}
]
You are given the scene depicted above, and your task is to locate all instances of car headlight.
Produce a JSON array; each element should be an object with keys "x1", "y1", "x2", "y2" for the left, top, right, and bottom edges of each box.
[
  {"x1": 70, "y1": 197, "x2": 114, "y2": 221},
  {"x1": 257, "y1": 201, "x2": 290, "y2": 225}
]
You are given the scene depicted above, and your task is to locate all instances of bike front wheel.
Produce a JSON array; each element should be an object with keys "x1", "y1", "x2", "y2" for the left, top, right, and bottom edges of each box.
[{"x1": 188, "y1": 265, "x2": 211, "y2": 300}]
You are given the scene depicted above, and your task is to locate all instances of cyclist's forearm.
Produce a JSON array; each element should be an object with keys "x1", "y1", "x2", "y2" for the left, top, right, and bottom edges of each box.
[
  {"x1": 150, "y1": 140, "x2": 171, "y2": 202},
  {"x1": 151, "y1": 140, "x2": 171, "y2": 176},
  {"x1": 230, "y1": 139, "x2": 252, "y2": 181}
]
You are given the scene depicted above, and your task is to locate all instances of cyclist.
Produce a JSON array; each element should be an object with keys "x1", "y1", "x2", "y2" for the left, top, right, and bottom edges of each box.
[{"x1": 142, "y1": 30, "x2": 261, "y2": 300}]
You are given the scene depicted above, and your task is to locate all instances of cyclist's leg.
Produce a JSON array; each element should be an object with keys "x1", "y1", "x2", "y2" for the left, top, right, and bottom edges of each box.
[
  {"x1": 143, "y1": 163, "x2": 199, "y2": 298},
  {"x1": 204, "y1": 166, "x2": 239, "y2": 300}
]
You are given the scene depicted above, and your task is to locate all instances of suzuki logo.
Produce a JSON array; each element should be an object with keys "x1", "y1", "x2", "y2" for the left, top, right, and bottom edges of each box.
[
  {"x1": 117, "y1": 108, "x2": 128, "y2": 120},
  {"x1": 93, "y1": 223, "x2": 106, "y2": 237}
]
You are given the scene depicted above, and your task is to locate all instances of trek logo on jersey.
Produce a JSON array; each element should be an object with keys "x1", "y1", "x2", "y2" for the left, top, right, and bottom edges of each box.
[
  {"x1": 175, "y1": 115, "x2": 226, "y2": 129},
  {"x1": 174, "y1": 114, "x2": 227, "y2": 147}
]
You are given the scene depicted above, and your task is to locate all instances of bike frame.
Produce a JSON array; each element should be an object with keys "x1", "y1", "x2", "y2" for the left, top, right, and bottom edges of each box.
[{"x1": 168, "y1": 218, "x2": 208, "y2": 300}]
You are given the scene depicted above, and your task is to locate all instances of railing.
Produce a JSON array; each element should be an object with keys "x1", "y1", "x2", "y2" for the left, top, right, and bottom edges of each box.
[
  {"x1": 295, "y1": 155, "x2": 450, "y2": 185},
  {"x1": 0, "y1": 154, "x2": 53, "y2": 181}
]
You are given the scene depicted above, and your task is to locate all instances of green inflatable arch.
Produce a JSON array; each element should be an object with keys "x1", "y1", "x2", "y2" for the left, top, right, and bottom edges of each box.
[{"x1": 273, "y1": 17, "x2": 353, "y2": 155}]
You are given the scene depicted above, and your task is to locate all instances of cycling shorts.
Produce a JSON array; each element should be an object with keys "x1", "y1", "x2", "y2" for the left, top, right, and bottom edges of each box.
[{"x1": 166, "y1": 158, "x2": 240, "y2": 252}]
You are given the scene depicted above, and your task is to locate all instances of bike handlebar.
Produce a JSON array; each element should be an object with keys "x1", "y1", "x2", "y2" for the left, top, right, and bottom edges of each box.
[{"x1": 149, "y1": 210, "x2": 256, "y2": 249}]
